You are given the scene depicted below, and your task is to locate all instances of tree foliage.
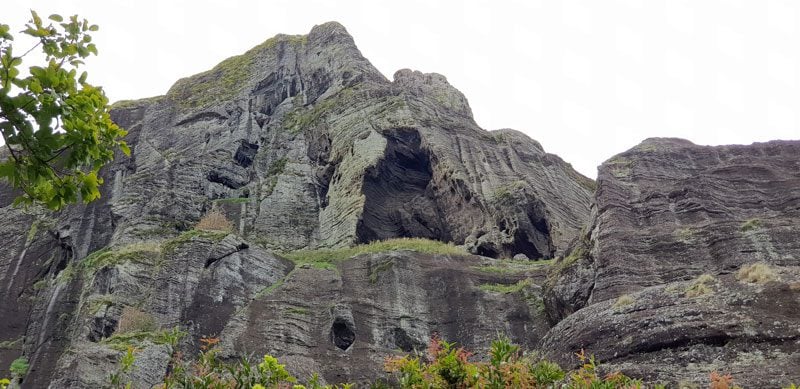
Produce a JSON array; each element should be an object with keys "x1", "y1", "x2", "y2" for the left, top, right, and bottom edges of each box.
[{"x1": 0, "y1": 11, "x2": 128, "y2": 210}]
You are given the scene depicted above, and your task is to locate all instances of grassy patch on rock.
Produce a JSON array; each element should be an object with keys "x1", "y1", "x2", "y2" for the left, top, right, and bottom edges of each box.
[
  {"x1": 282, "y1": 238, "x2": 465, "y2": 270},
  {"x1": 82, "y1": 242, "x2": 162, "y2": 276},
  {"x1": 0, "y1": 338, "x2": 22, "y2": 350},
  {"x1": 162, "y1": 229, "x2": 229, "y2": 255},
  {"x1": 473, "y1": 258, "x2": 553, "y2": 275},
  {"x1": 737, "y1": 262, "x2": 778, "y2": 284},
  {"x1": 613, "y1": 294, "x2": 635, "y2": 310},
  {"x1": 479, "y1": 279, "x2": 532, "y2": 294},
  {"x1": 685, "y1": 274, "x2": 716, "y2": 297},
  {"x1": 103, "y1": 326, "x2": 185, "y2": 352},
  {"x1": 166, "y1": 34, "x2": 306, "y2": 109}
]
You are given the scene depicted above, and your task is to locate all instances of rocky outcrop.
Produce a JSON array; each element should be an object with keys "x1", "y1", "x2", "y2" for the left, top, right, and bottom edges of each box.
[
  {"x1": 222, "y1": 251, "x2": 550, "y2": 386},
  {"x1": 102, "y1": 21, "x2": 592, "y2": 260},
  {"x1": 3, "y1": 18, "x2": 798, "y2": 387},
  {"x1": 543, "y1": 138, "x2": 800, "y2": 386},
  {"x1": 0, "y1": 22, "x2": 591, "y2": 386}
]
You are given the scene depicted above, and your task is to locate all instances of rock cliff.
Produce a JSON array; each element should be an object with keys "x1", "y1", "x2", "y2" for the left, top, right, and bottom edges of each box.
[
  {"x1": 543, "y1": 138, "x2": 800, "y2": 387},
  {"x1": 0, "y1": 22, "x2": 592, "y2": 387},
  {"x1": 1, "y1": 21, "x2": 798, "y2": 388}
]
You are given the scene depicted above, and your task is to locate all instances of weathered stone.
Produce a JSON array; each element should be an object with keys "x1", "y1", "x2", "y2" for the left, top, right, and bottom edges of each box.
[
  {"x1": 0, "y1": 22, "x2": 589, "y2": 386},
  {"x1": 3, "y1": 19, "x2": 797, "y2": 388},
  {"x1": 543, "y1": 138, "x2": 800, "y2": 386},
  {"x1": 541, "y1": 269, "x2": 800, "y2": 387},
  {"x1": 223, "y1": 251, "x2": 550, "y2": 386}
]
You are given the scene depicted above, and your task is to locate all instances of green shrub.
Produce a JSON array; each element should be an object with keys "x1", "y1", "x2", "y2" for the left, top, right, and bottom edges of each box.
[
  {"x1": 103, "y1": 327, "x2": 185, "y2": 352},
  {"x1": 158, "y1": 337, "x2": 353, "y2": 389},
  {"x1": 9, "y1": 357, "x2": 29, "y2": 378},
  {"x1": 109, "y1": 332, "x2": 765, "y2": 388},
  {"x1": 162, "y1": 229, "x2": 229, "y2": 256},
  {"x1": 385, "y1": 334, "x2": 640, "y2": 388},
  {"x1": 267, "y1": 158, "x2": 288, "y2": 176},
  {"x1": 82, "y1": 242, "x2": 162, "y2": 275},
  {"x1": 570, "y1": 350, "x2": 642, "y2": 388},
  {"x1": 530, "y1": 360, "x2": 565, "y2": 386},
  {"x1": 0, "y1": 338, "x2": 22, "y2": 350},
  {"x1": 369, "y1": 260, "x2": 394, "y2": 284}
]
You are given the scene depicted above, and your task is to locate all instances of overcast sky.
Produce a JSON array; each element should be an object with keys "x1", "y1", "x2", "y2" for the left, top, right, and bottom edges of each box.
[{"x1": 5, "y1": 0, "x2": 800, "y2": 177}]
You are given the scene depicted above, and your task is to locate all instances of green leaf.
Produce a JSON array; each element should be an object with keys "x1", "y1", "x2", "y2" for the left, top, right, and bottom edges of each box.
[
  {"x1": 0, "y1": 24, "x2": 12, "y2": 40},
  {"x1": 80, "y1": 171, "x2": 102, "y2": 202},
  {"x1": 29, "y1": 79, "x2": 43, "y2": 93},
  {"x1": 30, "y1": 10, "x2": 42, "y2": 27},
  {"x1": 0, "y1": 162, "x2": 15, "y2": 179},
  {"x1": 0, "y1": 9, "x2": 127, "y2": 210}
]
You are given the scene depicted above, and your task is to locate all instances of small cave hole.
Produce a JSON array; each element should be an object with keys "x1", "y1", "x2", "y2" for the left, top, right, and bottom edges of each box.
[
  {"x1": 392, "y1": 328, "x2": 419, "y2": 352},
  {"x1": 476, "y1": 244, "x2": 499, "y2": 258},
  {"x1": 331, "y1": 317, "x2": 355, "y2": 351}
]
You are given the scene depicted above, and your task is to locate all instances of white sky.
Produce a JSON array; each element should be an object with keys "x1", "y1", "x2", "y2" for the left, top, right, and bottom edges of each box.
[{"x1": 5, "y1": 0, "x2": 800, "y2": 178}]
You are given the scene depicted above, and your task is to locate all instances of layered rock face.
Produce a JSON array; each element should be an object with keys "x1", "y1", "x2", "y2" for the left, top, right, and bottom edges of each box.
[
  {"x1": 104, "y1": 22, "x2": 592, "y2": 259},
  {"x1": 2, "y1": 20, "x2": 798, "y2": 388},
  {"x1": 0, "y1": 22, "x2": 591, "y2": 387},
  {"x1": 543, "y1": 138, "x2": 800, "y2": 387}
]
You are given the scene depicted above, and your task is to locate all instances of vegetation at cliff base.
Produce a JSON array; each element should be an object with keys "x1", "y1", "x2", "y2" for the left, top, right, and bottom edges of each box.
[{"x1": 75, "y1": 333, "x2": 779, "y2": 389}]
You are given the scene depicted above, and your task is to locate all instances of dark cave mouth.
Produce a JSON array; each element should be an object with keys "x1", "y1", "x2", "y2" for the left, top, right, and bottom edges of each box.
[
  {"x1": 356, "y1": 128, "x2": 453, "y2": 245},
  {"x1": 354, "y1": 128, "x2": 555, "y2": 260},
  {"x1": 331, "y1": 317, "x2": 356, "y2": 350}
]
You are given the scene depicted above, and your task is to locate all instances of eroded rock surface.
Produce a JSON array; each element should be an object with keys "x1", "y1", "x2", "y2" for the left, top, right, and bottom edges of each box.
[
  {"x1": 102, "y1": 21, "x2": 592, "y2": 260},
  {"x1": 3, "y1": 19, "x2": 798, "y2": 387},
  {"x1": 543, "y1": 138, "x2": 800, "y2": 386},
  {"x1": 0, "y1": 22, "x2": 588, "y2": 386}
]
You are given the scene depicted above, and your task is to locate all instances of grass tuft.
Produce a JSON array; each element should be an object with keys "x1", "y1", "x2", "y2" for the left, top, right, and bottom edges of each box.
[
  {"x1": 472, "y1": 258, "x2": 553, "y2": 275},
  {"x1": 82, "y1": 242, "x2": 161, "y2": 275},
  {"x1": 736, "y1": 262, "x2": 778, "y2": 284},
  {"x1": 479, "y1": 279, "x2": 532, "y2": 294},
  {"x1": 196, "y1": 209, "x2": 233, "y2": 232},
  {"x1": 685, "y1": 274, "x2": 716, "y2": 297},
  {"x1": 613, "y1": 294, "x2": 635, "y2": 310},
  {"x1": 117, "y1": 306, "x2": 156, "y2": 334}
]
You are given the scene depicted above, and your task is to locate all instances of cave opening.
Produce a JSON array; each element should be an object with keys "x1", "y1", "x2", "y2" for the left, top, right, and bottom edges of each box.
[
  {"x1": 499, "y1": 208, "x2": 553, "y2": 260},
  {"x1": 356, "y1": 128, "x2": 452, "y2": 244},
  {"x1": 331, "y1": 317, "x2": 356, "y2": 350}
]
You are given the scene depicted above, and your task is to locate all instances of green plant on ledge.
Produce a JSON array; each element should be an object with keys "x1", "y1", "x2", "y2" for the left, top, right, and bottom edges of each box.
[
  {"x1": 479, "y1": 279, "x2": 532, "y2": 294},
  {"x1": 282, "y1": 237, "x2": 465, "y2": 270}
]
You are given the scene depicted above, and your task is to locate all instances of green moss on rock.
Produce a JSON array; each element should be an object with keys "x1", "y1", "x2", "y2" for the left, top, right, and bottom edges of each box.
[{"x1": 166, "y1": 35, "x2": 306, "y2": 110}]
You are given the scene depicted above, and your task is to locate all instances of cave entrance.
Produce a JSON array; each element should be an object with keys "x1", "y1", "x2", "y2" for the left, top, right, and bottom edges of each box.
[
  {"x1": 331, "y1": 317, "x2": 355, "y2": 350},
  {"x1": 508, "y1": 206, "x2": 554, "y2": 259},
  {"x1": 356, "y1": 128, "x2": 451, "y2": 244}
]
